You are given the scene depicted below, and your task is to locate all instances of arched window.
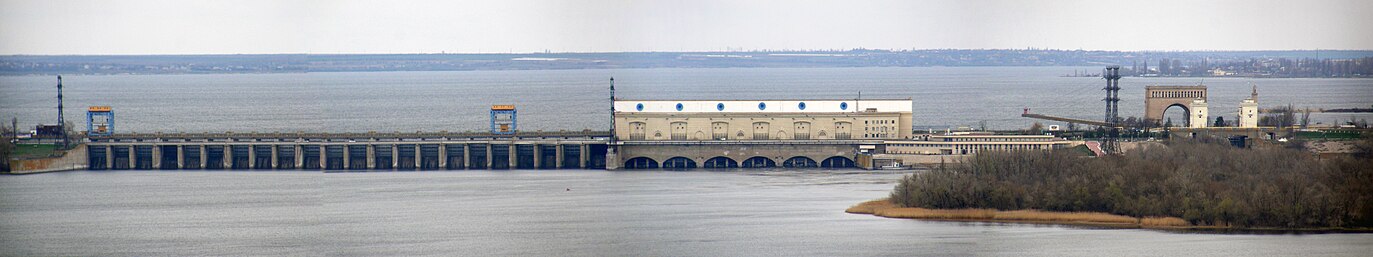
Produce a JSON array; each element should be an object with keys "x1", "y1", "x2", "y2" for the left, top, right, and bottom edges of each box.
[
  {"x1": 712, "y1": 122, "x2": 730, "y2": 140},
  {"x1": 752, "y1": 122, "x2": 770, "y2": 140},
  {"x1": 670, "y1": 122, "x2": 688, "y2": 140},
  {"x1": 793, "y1": 121, "x2": 811, "y2": 140},
  {"x1": 834, "y1": 122, "x2": 851, "y2": 139},
  {"x1": 628, "y1": 122, "x2": 647, "y2": 140}
]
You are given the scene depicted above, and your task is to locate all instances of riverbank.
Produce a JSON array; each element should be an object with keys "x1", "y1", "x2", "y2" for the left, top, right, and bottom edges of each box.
[
  {"x1": 848, "y1": 199, "x2": 1373, "y2": 233},
  {"x1": 846, "y1": 199, "x2": 1192, "y2": 229},
  {"x1": 5, "y1": 144, "x2": 87, "y2": 174}
]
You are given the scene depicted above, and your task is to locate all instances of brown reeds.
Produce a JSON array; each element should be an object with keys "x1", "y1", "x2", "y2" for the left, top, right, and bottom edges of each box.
[{"x1": 849, "y1": 199, "x2": 1191, "y2": 227}]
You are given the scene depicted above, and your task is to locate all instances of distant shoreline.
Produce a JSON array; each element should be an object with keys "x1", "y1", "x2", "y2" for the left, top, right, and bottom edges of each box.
[
  {"x1": 846, "y1": 199, "x2": 1373, "y2": 233},
  {"x1": 5, "y1": 49, "x2": 1372, "y2": 77},
  {"x1": 4, "y1": 66, "x2": 1373, "y2": 78}
]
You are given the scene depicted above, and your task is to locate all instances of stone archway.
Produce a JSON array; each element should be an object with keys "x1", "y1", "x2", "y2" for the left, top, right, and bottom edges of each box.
[
  {"x1": 1145, "y1": 85, "x2": 1207, "y2": 125},
  {"x1": 1161, "y1": 103, "x2": 1191, "y2": 127}
]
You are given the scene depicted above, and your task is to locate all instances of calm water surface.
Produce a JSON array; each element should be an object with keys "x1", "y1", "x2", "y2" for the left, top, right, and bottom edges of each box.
[
  {"x1": 2, "y1": 67, "x2": 1370, "y2": 132},
  {"x1": 2, "y1": 68, "x2": 1372, "y2": 256},
  {"x1": 2, "y1": 171, "x2": 1370, "y2": 256}
]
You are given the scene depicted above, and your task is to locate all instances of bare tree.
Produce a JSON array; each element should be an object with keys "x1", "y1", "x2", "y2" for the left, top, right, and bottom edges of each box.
[
  {"x1": 1301, "y1": 108, "x2": 1311, "y2": 128},
  {"x1": 1, "y1": 120, "x2": 12, "y2": 172}
]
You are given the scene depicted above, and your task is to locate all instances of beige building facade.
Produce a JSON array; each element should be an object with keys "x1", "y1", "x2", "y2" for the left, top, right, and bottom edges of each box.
[
  {"x1": 611, "y1": 100, "x2": 913, "y2": 141},
  {"x1": 884, "y1": 133, "x2": 1076, "y2": 156}
]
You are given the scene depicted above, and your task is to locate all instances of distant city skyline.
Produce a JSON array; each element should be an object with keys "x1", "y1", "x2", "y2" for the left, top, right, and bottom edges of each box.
[{"x1": 1, "y1": 0, "x2": 1371, "y2": 55}]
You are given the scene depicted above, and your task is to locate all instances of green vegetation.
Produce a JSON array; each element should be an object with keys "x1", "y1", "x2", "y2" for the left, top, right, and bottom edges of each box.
[
  {"x1": 891, "y1": 140, "x2": 1373, "y2": 229},
  {"x1": 12, "y1": 144, "x2": 61, "y2": 159},
  {"x1": 1294, "y1": 131, "x2": 1363, "y2": 140}
]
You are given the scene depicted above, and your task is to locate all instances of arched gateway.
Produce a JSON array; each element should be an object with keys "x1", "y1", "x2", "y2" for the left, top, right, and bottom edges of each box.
[{"x1": 1145, "y1": 85, "x2": 1209, "y2": 128}]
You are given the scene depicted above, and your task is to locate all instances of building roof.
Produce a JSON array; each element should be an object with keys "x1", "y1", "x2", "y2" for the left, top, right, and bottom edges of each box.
[{"x1": 613, "y1": 99, "x2": 912, "y2": 113}]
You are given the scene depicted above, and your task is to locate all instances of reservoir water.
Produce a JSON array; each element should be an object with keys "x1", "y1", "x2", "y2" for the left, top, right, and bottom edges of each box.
[
  {"x1": 1, "y1": 67, "x2": 1371, "y2": 132},
  {"x1": 2, "y1": 67, "x2": 1372, "y2": 256},
  {"x1": 2, "y1": 170, "x2": 1371, "y2": 256}
]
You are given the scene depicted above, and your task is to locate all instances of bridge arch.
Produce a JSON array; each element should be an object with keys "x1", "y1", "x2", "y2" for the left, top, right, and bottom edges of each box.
[
  {"x1": 703, "y1": 156, "x2": 738, "y2": 168},
  {"x1": 741, "y1": 156, "x2": 776, "y2": 168},
  {"x1": 782, "y1": 156, "x2": 818, "y2": 168},
  {"x1": 662, "y1": 157, "x2": 697, "y2": 170},
  {"x1": 821, "y1": 156, "x2": 855, "y2": 168},
  {"x1": 624, "y1": 157, "x2": 659, "y2": 169}
]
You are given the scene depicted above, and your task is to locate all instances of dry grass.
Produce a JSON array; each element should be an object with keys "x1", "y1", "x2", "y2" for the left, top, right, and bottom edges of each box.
[
  {"x1": 848, "y1": 199, "x2": 1194, "y2": 228},
  {"x1": 1141, "y1": 216, "x2": 1192, "y2": 227}
]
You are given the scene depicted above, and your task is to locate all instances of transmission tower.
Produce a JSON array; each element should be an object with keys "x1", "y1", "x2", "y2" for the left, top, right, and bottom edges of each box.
[
  {"x1": 57, "y1": 75, "x2": 66, "y2": 148},
  {"x1": 1102, "y1": 66, "x2": 1121, "y2": 154}
]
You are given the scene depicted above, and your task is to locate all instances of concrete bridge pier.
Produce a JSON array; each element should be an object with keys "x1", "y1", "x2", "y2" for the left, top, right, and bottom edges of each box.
[
  {"x1": 438, "y1": 144, "x2": 447, "y2": 169},
  {"x1": 366, "y1": 144, "x2": 376, "y2": 170},
  {"x1": 555, "y1": 145, "x2": 564, "y2": 169},
  {"x1": 176, "y1": 146, "x2": 184, "y2": 169},
  {"x1": 248, "y1": 146, "x2": 257, "y2": 169},
  {"x1": 415, "y1": 144, "x2": 424, "y2": 170},
  {"x1": 580, "y1": 144, "x2": 589, "y2": 169},
  {"x1": 127, "y1": 146, "x2": 135, "y2": 170},
  {"x1": 150, "y1": 145, "x2": 161, "y2": 170},
  {"x1": 532, "y1": 144, "x2": 542, "y2": 169},
  {"x1": 462, "y1": 144, "x2": 471, "y2": 169},
  {"x1": 485, "y1": 144, "x2": 493, "y2": 170},
  {"x1": 270, "y1": 145, "x2": 278, "y2": 169},
  {"x1": 105, "y1": 146, "x2": 113, "y2": 170},
  {"x1": 342, "y1": 146, "x2": 350, "y2": 171},
  {"x1": 508, "y1": 144, "x2": 517, "y2": 169},
  {"x1": 223, "y1": 145, "x2": 232, "y2": 169},
  {"x1": 390, "y1": 145, "x2": 399, "y2": 170}
]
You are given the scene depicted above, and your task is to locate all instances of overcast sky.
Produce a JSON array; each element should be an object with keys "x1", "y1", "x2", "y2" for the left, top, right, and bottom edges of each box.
[{"x1": 1, "y1": 0, "x2": 1370, "y2": 55}]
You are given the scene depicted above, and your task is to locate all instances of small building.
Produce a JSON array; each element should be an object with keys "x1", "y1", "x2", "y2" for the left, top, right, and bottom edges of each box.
[
  {"x1": 1189, "y1": 98, "x2": 1209, "y2": 128},
  {"x1": 1238, "y1": 86, "x2": 1259, "y2": 128}
]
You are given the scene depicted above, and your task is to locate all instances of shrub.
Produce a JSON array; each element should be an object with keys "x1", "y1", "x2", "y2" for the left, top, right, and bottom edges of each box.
[{"x1": 891, "y1": 140, "x2": 1373, "y2": 228}]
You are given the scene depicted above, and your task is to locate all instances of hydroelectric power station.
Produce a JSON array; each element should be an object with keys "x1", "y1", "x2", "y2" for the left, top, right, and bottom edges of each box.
[{"x1": 62, "y1": 76, "x2": 1186, "y2": 172}]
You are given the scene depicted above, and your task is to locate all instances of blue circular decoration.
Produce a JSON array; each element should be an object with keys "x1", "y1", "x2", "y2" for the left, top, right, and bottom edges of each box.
[
  {"x1": 636, "y1": 103, "x2": 644, "y2": 111},
  {"x1": 675, "y1": 103, "x2": 684, "y2": 111},
  {"x1": 716, "y1": 103, "x2": 725, "y2": 111},
  {"x1": 758, "y1": 102, "x2": 767, "y2": 110},
  {"x1": 840, "y1": 102, "x2": 848, "y2": 110},
  {"x1": 798, "y1": 102, "x2": 807, "y2": 110}
]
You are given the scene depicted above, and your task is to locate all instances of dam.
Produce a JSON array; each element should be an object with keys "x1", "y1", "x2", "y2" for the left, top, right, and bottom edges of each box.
[
  {"x1": 85, "y1": 131, "x2": 609, "y2": 170},
  {"x1": 69, "y1": 97, "x2": 1074, "y2": 171}
]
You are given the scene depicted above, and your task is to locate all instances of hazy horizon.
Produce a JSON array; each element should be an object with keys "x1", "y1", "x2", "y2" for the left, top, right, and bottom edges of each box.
[
  {"x1": 6, "y1": 49, "x2": 1373, "y2": 57},
  {"x1": 2, "y1": 0, "x2": 1371, "y2": 55}
]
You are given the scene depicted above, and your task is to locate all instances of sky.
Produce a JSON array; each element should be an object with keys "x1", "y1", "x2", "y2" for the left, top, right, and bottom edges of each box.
[{"x1": 1, "y1": 0, "x2": 1371, "y2": 55}]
